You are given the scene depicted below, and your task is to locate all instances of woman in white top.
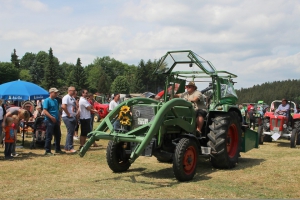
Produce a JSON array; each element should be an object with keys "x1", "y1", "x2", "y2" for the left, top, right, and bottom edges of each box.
[
  {"x1": 109, "y1": 93, "x2": 121, "y2": 130},
  {"x1": 78, "y1": 89, "x2": 97, "y2": 150}
]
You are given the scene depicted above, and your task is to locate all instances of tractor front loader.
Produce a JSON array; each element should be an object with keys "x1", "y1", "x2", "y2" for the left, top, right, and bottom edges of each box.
[{"x1": 79, "y1": 50, "x2": 259, "y2": 181}]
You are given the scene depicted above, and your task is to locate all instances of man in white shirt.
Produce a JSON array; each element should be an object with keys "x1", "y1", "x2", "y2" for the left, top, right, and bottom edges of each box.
[
  {"x1": 61, "y1": 86, "x2": 77, "y2": 153},
  {"x1": 109, "y1": 93, "x2": 121, "y2": 130},
  {"x1": 79, "y1": 89, "x2": 97, "y2": 150}
]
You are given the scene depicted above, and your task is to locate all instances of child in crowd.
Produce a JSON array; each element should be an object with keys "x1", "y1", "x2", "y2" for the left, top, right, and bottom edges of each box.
[
  {"x1": 4, "y1": 117, "x2": 15, "y2": 160},
  {"x1": 33, "y1": 105, "x2": 46, "y2": 140},
  {"x1": 11, "y1": 115, "x2": 19, "y2": 157}
]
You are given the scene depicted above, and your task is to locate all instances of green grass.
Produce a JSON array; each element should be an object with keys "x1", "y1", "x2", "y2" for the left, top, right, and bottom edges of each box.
[{"x1": 1, "y1": 122, "x2": 300, "y2": 199}]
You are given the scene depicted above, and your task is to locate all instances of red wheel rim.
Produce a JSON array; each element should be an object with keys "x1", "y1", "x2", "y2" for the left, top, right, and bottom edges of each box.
[
  {"x1": 183, "y1": 146, "x2": 197, "y2": 175},
  {"x1": 227, "y1": 123, "x2": 238, "y2": 158}
]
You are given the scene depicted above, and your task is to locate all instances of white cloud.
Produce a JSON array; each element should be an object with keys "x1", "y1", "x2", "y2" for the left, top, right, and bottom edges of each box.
[
  {"x1": 20, "y1": 0, "x2": 48, "y2": 12},
  {"x1": 0, "y1": 0, "x2": 299, "y2": 90}
]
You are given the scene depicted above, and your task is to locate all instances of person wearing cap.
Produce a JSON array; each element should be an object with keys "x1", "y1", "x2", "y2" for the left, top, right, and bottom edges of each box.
[
  {"x1": 43, "y1": 87, "x2": 64, "y2": 155},
  {"x1": 175, "y1": 81, "x2": 206, "y2": 135},
  {"x1": 61, "y1": 86, "x2": 77, "y2": 153},
  {"x1": 109, "y1": 93, "x2": 121, "y2": 130}
]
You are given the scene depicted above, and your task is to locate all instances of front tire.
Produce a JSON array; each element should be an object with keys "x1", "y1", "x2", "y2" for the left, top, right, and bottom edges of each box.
[
  {"x1": 207, "y1": 112, "x2": 242, "y2": 169},
  {"x1": 106, "y1": 141, "x2": 131, "y2": 172},
  {"x1": 263, "y1": 118, "x2": 272, "y2": 142},
  {"x1": 173, "y1": 138, "x2": 198, "y2": 182}
]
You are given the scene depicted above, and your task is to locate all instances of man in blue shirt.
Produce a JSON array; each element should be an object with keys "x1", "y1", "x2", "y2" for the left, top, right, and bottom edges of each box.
[
  {"x1": 43, "y1": 88, "x2": 64, "y2": 156},
  {"x1": 275, "y1": 99, "x2": 290, "y2": 116}
]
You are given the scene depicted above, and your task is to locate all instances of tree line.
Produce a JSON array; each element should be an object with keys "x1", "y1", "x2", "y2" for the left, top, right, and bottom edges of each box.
[
  {"x1": 0, "y1": 48, "x2": 166, "y2": 95},
  {"x1": 236, "y1": 79, "x2": 300, "y2": 105}
]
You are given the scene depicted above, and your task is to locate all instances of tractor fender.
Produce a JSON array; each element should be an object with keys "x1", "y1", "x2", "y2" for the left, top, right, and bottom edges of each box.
[
  {"x1": 208, "y1": 108, "x2": 242, "y2": 122},
  {"x1": 293, "y1": 113, "x2": 300, "y2": 120},
  {"x1": 206, "y1": 109, "x2": 242, "y2": 126},
  {"x1": 173, "y1": 133, "x2": 201, "y2": 151}
]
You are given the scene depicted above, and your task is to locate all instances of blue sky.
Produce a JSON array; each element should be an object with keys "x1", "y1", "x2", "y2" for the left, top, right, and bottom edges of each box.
[{"x1": 0, "y1": 0, "x2": 299, "y2": 90}]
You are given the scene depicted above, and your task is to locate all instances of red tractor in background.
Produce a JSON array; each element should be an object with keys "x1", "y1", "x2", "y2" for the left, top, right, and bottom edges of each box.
[
  {"x1": 257, "y1": 100, "x2": 300, "y2": 148},
  {"x1": 93, "y1": 94, "x2": 109, "y2": 122}
]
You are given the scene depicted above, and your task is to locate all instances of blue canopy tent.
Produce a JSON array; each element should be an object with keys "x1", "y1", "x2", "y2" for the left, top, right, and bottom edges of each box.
[
  {"x1": 0, "y1": 80, "x2": 49, "y2": 147},
  {"x1": 0, "y1": 80, "x2": 49, "y2": 100}
]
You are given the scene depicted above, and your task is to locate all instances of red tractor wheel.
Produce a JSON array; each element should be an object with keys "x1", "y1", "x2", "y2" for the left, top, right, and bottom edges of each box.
[{"x1": 173, "y1": 138, "x2": 198, "y2": 182}]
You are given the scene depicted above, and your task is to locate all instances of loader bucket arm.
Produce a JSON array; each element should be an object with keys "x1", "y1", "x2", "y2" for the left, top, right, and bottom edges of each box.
[{"x1": 79, "y1": 97, "x2": 195, "y2": 163}]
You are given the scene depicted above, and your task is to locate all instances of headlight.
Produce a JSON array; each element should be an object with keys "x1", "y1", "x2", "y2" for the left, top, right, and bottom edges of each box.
[
  {"x1": 266, "y1": 123, "x2": 270, "y2": 127},
  {"x1": 283, "y1": 124, "x2": 287, "y2": 129}
]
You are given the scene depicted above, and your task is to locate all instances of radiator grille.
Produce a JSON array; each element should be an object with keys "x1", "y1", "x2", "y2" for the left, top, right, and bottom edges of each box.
[
  {"x1": 271, "y1": 118, "x2": 281, "y2": 128},
  {"x1": 131, "y1": 105, "x2": 155, "y2": 129}
]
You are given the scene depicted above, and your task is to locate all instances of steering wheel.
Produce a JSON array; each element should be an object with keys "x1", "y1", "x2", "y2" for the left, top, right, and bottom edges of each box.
[{"x1": 277, "y1": 111, "x2": 284, "y2": 115}]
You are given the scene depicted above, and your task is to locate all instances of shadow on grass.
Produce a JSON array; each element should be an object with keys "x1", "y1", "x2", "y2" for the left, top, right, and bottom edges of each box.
[
  {"x1": 275, "y1": 141, "x2": 291, "y2": 147},
  {"x1": 85, "y1": 146, "x2": 107, "y2": 152},
  {"x1": 236, "y1": 157, "x2": 265, "y2": 168},
  {"x1": 92, "y1": 155, "x2": 265, "y2": 186}
]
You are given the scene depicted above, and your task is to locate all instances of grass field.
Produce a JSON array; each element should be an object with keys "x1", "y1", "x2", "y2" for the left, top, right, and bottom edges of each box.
[{"x1": 1, "y1": 122, "x2": 300, "y2": 199}]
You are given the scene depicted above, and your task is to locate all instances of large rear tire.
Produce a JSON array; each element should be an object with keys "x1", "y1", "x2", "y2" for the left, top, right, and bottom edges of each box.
[
  {"x1": 290, "y1": 129, "x2": 297, "y2": 148},
  {"x1": 295, "y1": 121, "x2": 300, "y2": 145},
  {"x1": 106, "y1": 141, "x2": 131, "y2": 172},
  {"x1": 173, "y1": 138, "x2": 198, "y2": 182},
  {"x1": 207, "y1": 112, "x2": 242, "y2": 169},
  {"x1": 257, "y1": 125, "x2": 264, "y2": 145},
  {"x1": 291, "y1": 121, "x2": 300, "y2": 147}
]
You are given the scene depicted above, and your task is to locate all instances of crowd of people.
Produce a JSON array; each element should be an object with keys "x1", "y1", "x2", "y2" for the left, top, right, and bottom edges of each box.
[
  {"x1": 0, "y1": 86, "x2": 105, "y2": 159},
  {"x1": 1, "y1": 81, "x2": 295, "y2": 160}
]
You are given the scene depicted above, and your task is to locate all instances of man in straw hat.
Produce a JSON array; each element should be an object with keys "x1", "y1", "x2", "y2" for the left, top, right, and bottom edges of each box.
[
  {"x1": 43, "y1": 88, "x2": 64, "y2": 156},
  {"x1": 175, "y1": 81, "x2": 207, "y2": 135}
]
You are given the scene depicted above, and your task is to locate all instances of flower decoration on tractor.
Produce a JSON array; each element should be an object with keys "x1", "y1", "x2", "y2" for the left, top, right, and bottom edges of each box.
[{"x1": 118, "y1": 105, "x2": 131, "y2": 126}]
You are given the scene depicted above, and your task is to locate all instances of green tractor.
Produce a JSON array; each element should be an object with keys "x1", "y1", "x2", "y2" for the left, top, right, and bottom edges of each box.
[{"x1": 79, "y1": 50, "x2": 259, "y2": 181}]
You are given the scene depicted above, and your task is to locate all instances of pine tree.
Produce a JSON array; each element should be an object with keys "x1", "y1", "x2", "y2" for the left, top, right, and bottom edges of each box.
[
  {"x1": 11, "y1": 49, "x2": 20, "y2": 69},
  {"x1": 43, "y1": 47, "x2": 58, "y2": 89},
  {"x1": 69, "y1": 58, "x2": 87, "y2": 92}
]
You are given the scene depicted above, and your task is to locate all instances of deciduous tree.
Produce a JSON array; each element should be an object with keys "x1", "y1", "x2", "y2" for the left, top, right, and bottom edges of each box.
[
  {"x1": 0, "y1": 62, "x2": 19, "y2": 84},
  {"x1": 110, "y1": 76, "x2": 129, "y2": 94}
]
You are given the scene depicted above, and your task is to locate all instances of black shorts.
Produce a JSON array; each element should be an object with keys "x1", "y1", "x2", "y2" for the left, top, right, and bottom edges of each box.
[
  {"x1": 196, "y1": 109, "x2": 207, "y2": 118},
  {"x1": 75, "y1": 120, "x2": 80, "y2": 131},
  {"x1": 80, "y1": 118, "x2": 91, "y2": 137}
]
